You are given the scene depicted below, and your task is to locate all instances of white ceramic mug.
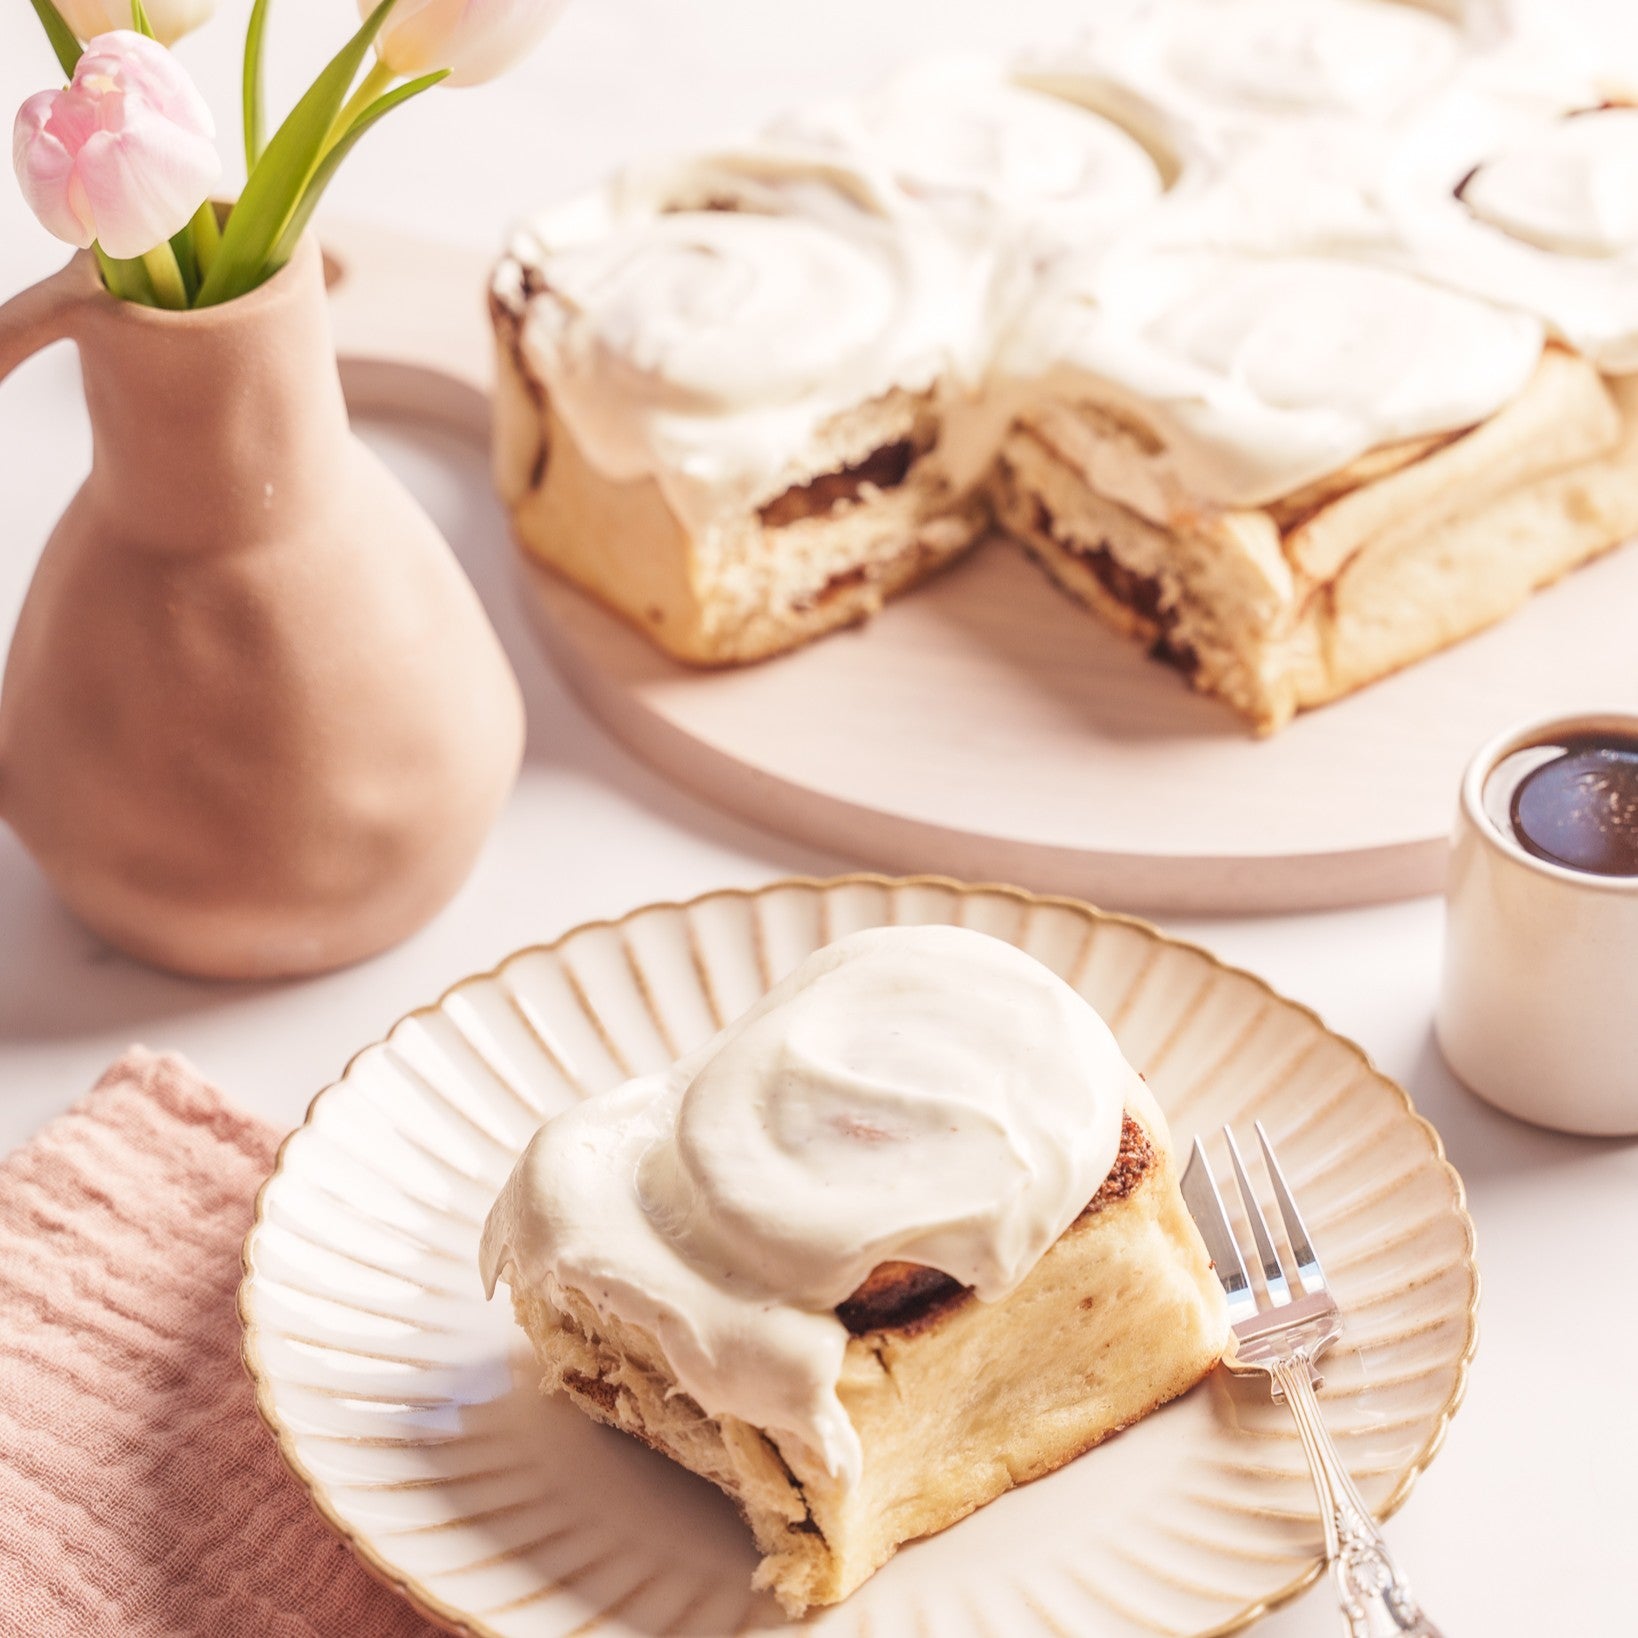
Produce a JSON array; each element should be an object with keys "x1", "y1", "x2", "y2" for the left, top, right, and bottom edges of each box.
[{"x1": 1436, "y1": 707, "x2": 1638, "y2": 1136}]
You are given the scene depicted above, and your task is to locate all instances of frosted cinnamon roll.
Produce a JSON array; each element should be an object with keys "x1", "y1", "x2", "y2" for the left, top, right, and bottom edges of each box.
[
  {"x1": 1005, "y1": 246, "x2": 1542, "y2": 508},
  {"x1": 1009, "y1": 0, "x2": 1469, "y2": 294},
  {"x1": 757, "y1": 58, "x2": 1168, "y2": 352},
  {"x1": 992, "y1": 244, "x2": 1638, "y2": 734},
  {"x1": 481, "y1": 925, "x2": 1228, "y2": 1615},
  {"x1": 491, "y1": 148, "x2": 995, "y2": 663},
  {"x1": 507, "y1": 156, "x2": 985, "y2": 519},
  {"x1": 1463, "y1": 107, "x2": 1638, "y2": 256},
  {"x1": 482, "y1": 926, "x2": 1134, "y2": 1482}
]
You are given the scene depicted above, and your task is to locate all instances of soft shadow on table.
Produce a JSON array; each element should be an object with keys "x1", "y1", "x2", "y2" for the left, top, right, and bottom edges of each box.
[
  {"x1": 1400, "y1": 1027, "x2": 1638, "y2": 1186},
  {"x1": 0, "y1": 831, "x2": 277, "y2": 1044}
]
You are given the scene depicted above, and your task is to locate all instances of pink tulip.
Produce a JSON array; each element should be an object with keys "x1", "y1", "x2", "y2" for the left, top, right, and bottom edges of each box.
[
  {"x1": 54, "y1": 0, "x2": 216, "y2": 47},
  {"x1": 366, "y1": 0, "x2": 571, "y2": 87},
  {"x1": 12, "y1": 31, "x2": 219, "y2": 260}
]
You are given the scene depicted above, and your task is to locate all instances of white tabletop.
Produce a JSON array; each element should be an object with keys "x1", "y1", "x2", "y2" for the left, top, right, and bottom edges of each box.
[{"x1": 1, "y1": 5, "x2": 1632, "y2": 1632}]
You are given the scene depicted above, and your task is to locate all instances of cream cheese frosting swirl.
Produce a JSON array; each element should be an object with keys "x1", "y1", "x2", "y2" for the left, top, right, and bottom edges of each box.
[
  {"x1": 764, "y1": 60, "x2": 1167, "y2": 378},
  {"x1": 479, "y1": 925, "x2": 1135, "y2": 1484},
  {"x1": 1383, "y1": 101, "x2": 1638, "y2": 370},
  {"x1": 507, "y1": 154, "x2": 985, "y2": 525},
  {"x1": 1006, "y1": 247, "x2": 1543, "y2": 508},
  {"x1": 770, "y1": 58, "x2": 1165, "y2": 252},
  {"x1": 1151, "y1": 0, "x2": 1461, "y2": 125},
  {"x1": 1461, "y1": 108, "x2": 1638, "y2": 257},
  {"x1": 1027, "y1": 0, "x2": 1463, "y2": 141}
]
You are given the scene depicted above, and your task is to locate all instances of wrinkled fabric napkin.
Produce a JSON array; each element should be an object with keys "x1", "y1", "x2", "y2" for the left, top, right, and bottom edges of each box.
[{"x1": 0, "y1": 1048, "x2": 442, "y2": 1637}]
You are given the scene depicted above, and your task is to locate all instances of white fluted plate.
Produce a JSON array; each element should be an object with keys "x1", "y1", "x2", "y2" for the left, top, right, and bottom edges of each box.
[{"x1": 241, "y1": 875, "x2": 1477, "y2": 1638}]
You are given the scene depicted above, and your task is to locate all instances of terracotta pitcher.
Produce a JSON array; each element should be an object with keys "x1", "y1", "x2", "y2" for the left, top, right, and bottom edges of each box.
[{"x1": 0, "y1": 237, "x2": 525, "y2": 979}]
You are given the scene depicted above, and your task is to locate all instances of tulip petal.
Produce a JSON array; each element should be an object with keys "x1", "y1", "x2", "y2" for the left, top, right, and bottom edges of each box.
[
  {"x1": 75, "y1": 107, "x2": 219, "y2": 257},
  {"x1": 439, "y1": 0, "x2": 568, "y2": 86},
  {"x1": 57, "y1": 0, "x2": 214, "y2": 46},
  {"x1": 52, "y1": 0, "x2": 124, "y2": 43},
  {"x1": 152, "y1": 0, "x2": 214, "y2": 45},
  {"x1": 79, "y1": 32, "x2": 216, "y2": 141},
  {"x1": 371, "y1": 0, "x2": 464, "y2": 77},
  {"x1": 40, "y1": 84, "x2": 100, "y2": 154},
  {"x1": 370, "y1": 0, "x2": 568, "y2": 86},
  {"x1": 12, "y1": 91, "x2": 95, "y2": 247}
]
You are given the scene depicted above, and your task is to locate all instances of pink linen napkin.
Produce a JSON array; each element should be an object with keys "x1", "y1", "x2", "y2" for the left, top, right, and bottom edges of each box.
[{"x1": 0, "y1": 1048, "x2": 444, "y2": 1637}]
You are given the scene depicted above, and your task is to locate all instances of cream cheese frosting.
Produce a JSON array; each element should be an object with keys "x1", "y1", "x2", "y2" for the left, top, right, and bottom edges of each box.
[
  {"x1": 770, "y1": 57, "x2": 1165, "y2": 253},
  {"x1": 497, "y1": 0, "x2": 1638, "y2": 525},
  {"x1": 1461, "y1": 108, "x2": 1638, "y2": 257},
  {"x1": 1005, "y1": 247, "x2": 1544, "y2": 509},
  {"x1": 754, "y1": 59, "x2": 1168, "y2": 464},
  {"x1": 479, "y1": 924, "x2": 1136, "y2": 1484},
  {"x1": 1025, "y1": 0, "x2": 1463, "y2": 140},
  {"x1": 1381, "y1": 101, "x2": 1638, "y2": 370},
  {"x1": 1153, "y1": 0, "x2": 1459, "y2": 123},
  {"x1": 503, "y1": 153, "x2": 988, "y2": 529}
]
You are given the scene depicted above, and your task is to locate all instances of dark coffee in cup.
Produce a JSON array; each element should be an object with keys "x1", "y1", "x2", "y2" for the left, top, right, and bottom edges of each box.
[{"x1": 1485, "y1": 731, "x2": 1638, "y2": 877}]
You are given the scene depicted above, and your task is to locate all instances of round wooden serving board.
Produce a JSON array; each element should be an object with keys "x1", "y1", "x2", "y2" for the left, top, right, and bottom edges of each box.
[{"x1": 325, "y1": 221, "x2": 1638, "y2": 913}]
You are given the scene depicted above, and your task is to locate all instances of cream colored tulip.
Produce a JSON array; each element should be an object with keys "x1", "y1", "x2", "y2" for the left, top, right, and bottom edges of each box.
[
  {"x1": 364, "y1": 0, "x2": 571, "y2": 88},
  {"x1": 55, "y1": 0, "x2": 216, "y2": 48}
]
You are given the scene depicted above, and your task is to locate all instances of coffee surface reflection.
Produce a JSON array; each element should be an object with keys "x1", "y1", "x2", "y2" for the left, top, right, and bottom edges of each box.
[{"x1": 1487, "y1": 732, "x2": 1638, "y2": 877}]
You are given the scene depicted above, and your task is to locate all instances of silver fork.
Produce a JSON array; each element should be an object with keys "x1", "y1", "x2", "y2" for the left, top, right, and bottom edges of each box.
[{"x1": 1182, "y1": 1123, "x2": 1443, "y2": 1638}]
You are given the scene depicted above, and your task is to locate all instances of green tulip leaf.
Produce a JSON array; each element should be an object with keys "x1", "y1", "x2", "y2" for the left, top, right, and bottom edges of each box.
[
  {"x1": 267, "y1": 70, "x2": 448, "y2": 273},
  {"x1": 167, "y1": 224, "x2": 200, "y2": 301},
  {"x1": 28, "y1": 0, "x2": 81, "y2": 78},
  {"x1": 129, "y1": 0, "x2": 156, "y2": 39},
  {"x1": 242, "y1": 0, "x2": 271, "y2": 171},
  {"x1": 196, "y1": 0, "x2": 404, "y2": 307}
]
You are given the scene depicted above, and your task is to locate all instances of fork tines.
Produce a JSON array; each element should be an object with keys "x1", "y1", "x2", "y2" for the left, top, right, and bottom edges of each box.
[{"x1": 1181, "y1": 1122, "x2": 1333, "y2": 1332}]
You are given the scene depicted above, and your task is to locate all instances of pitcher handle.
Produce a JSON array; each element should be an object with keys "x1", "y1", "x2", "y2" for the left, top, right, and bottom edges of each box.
[{"x1": 0, "y1": 252, "x2": 99, "y2": 388}]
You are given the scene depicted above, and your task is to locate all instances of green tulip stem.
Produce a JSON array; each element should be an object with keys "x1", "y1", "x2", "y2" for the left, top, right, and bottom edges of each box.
[
  {"x1": 328, "y1": 58, "x2": 398, "y2": 152},
  {"x1": 141, "y1": 242, "x2": 190, "y2": 309},
  {"x1": 198, "y1": 0, "x2": 411, "y2": 307},
  {"x1": 93, "y1": 245, "x2": 153, "y2": 305},
  {"x1": 188, "y1": 198, "x2": 222, "y2": 279}
]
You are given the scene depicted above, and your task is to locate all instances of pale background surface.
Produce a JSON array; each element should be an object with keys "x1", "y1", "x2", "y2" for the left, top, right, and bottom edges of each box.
[{"x1": 0, "y1": 4, "x2": 1632, "y2": 1632}]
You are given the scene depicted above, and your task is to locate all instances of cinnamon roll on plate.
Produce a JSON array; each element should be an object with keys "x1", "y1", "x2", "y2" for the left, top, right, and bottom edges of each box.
[{"x1": 481, "y1": 926, "x2": 1228, "y2": 1615}]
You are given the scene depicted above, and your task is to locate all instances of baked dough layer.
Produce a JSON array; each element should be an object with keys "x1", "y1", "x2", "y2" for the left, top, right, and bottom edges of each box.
[
  {"x1": 505, "y1": 1077, "x2": 1227, "y2": 1615},
  {"x1": 493, "y1": 290, "x2": 990, "y2": 666},
  {"x1": 495, "y1": 272, "x2": 1638, "y2": 728},
  {"x1": 994, "y1": 349, "x2": 1638, "y2": 732}
]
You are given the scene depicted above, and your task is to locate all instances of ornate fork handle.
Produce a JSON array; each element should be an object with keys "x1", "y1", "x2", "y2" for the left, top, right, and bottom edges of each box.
[{"x1": 1269, "y1": 1357, "x2": 1444, "y2": 1638}]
